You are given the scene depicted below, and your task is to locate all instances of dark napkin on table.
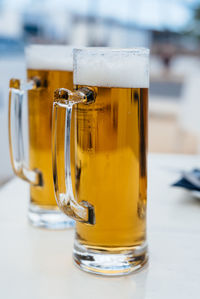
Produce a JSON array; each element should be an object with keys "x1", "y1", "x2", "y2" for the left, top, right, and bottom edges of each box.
[{"x1": 172, "y1": 169, "x2": 200, "y2": 191}]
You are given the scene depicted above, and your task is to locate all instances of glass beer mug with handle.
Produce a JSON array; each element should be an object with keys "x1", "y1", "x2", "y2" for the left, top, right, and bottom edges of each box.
[
  {"x1": 53, "y1": 48, "x2": 149, "y2": 275},
  {"x1": 9, "y1": 45, "x2": 75, "y2": 229}
]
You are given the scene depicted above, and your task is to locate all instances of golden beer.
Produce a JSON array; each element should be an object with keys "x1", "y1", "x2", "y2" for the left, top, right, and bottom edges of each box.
[
  {"x1": 28, "y1": 69, "x2": 73, "y2": 208},
  {"x1": 74, "y1": 86, "x2": 148, "y2": 248}
]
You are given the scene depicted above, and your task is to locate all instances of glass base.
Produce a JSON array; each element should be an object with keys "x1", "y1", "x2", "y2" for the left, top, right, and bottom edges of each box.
[
  {"x1": 28, "y1": 203, "x2": 75, "y2": 229},
  {"x1": 73, "y1": 239, "x2": 148, "y2": 276}
]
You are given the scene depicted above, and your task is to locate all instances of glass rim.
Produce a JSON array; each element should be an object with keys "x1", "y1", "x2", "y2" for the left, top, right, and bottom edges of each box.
[
  {"x1": 25, "y1": 44, "x2": 74, "y2": 51},
  {"x1": 73, "y1": 47, "x2": 150, "y2": 56}
]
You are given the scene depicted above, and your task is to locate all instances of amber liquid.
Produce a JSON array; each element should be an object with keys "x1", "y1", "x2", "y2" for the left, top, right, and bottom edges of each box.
[
  {"x1": 74, "y1": 86, "x2": 148, "y2": 249},
  {"x1": 27, "y1": 69, "x2": 73, "y2": 208}
]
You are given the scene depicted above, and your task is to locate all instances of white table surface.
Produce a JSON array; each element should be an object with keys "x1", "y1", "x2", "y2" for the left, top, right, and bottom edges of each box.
[{"x1": 0, "y1": 154, "x2": 200, "y2": 299}]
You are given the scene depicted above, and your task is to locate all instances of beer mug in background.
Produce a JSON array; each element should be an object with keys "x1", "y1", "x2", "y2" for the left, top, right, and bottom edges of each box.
[
  {"x1": 9, "y1": 45, "x2": 74, "y2": 229},
  {"x1": 53, "y1": 48, "x2": 149, "y2": 275}
]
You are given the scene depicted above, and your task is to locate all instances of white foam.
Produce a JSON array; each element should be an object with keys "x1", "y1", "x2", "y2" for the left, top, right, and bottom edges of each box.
[
  {"x1": 25, "y1": 45, "x2": 73, "y2": 71},
  {"x1": 74, "y1": 48, "x2": 149, "y2": 88}
]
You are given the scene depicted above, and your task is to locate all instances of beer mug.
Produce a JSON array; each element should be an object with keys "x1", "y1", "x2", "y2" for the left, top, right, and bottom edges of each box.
[
  {"x1": 53, "y1": 48, "x2": 149, "y2": 275},
  {"x1": 9, "y1": 45, "x2": 75, "y2": 229}
]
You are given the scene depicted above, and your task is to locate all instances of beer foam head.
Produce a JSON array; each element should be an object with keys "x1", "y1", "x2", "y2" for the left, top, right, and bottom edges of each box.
[
  {"x1": 25, "y1": 45, "x2": 73, "y2": 71},
  {"x1": 74, "y1": 48, "x2": 149, "y2": 88}
]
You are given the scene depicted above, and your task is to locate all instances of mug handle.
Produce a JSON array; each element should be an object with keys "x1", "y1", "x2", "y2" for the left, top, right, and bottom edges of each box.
[
  {"x1": 52, "y1": 88, "x2": 96, "y2": 225},
  {"x1": 8, "y1": 78, "x2": 43, "y2": 186}
]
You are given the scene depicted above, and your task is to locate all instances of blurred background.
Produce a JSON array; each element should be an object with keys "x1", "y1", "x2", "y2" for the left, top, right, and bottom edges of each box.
[{"x1": 0, "y1": 0, "x2": 200, "y2": 185}]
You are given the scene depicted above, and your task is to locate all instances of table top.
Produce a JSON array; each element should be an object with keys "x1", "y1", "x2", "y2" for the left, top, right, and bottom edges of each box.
[{"x1": 0, "y1": 154, "x2": 200, "y2": 299}]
